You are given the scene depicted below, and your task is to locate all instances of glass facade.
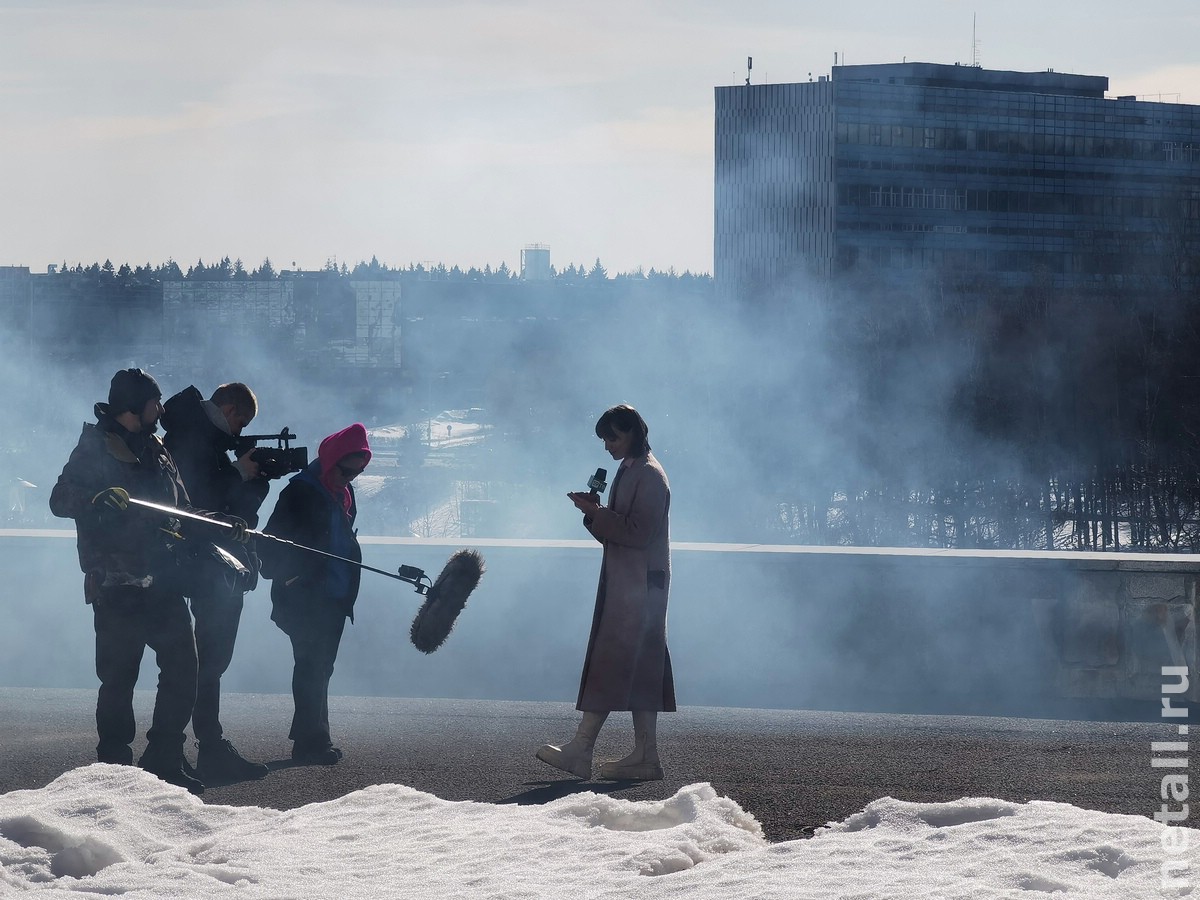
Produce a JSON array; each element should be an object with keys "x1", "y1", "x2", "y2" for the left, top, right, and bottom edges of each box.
[{"x1": 715, "y1": 63, "x2": 1200, "y2": 302}]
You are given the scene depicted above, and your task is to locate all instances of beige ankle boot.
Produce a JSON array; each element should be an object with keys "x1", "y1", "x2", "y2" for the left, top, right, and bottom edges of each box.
[
  {"x1": 536, "y1": 712, "x2": 607, "y2": 779},
  {"x1": 599, "y1": 710, "x2": 663, "y2": 781}
]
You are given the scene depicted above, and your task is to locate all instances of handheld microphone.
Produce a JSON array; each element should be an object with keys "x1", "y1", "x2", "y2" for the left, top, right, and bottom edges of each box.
[{"x1": 587, "y1": 467, "x2": 608, "y2": 495}]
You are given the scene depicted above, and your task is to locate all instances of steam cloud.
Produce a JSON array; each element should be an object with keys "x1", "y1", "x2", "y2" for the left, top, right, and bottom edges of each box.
[{"x1": 0, "y1": 267, "x2": 1094, "y2": 719}]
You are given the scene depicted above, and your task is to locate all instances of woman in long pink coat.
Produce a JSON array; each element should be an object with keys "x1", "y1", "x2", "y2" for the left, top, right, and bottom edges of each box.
[{"x1": 536, "y1": 404, "x2": 675, "y2": 781}]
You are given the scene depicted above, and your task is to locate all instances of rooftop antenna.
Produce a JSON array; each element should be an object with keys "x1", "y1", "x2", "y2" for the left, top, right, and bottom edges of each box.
[
  {"x1": 746, "y1": 56, "x2": 752, "y2": 85},
  {"x1": 971, "y1": 13, "x2": 980, "y2": 67}
]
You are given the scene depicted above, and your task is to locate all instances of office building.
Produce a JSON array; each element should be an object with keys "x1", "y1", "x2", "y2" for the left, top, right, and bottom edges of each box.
[{"x1": 714, "y1": 62, "x2": 1200, "y2": 304}]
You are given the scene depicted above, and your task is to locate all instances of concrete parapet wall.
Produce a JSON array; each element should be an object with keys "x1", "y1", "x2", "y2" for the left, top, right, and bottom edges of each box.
[{"x1": 5, "y1": 532, "x2": 1195, "y2": 716}]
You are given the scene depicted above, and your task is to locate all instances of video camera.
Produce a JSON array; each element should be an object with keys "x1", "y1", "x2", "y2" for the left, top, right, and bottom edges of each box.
[{"x1": 234, "y1": 427, "x2": 308, "y2": 480}]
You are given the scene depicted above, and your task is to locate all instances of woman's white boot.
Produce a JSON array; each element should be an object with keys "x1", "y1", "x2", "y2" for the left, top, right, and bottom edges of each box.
[
  {"x1": 598, "y1": 710, "x2": 663, "y2": 781},
  {"x1": 536, "y1": 712, "x2": 608, "y2": 779}
]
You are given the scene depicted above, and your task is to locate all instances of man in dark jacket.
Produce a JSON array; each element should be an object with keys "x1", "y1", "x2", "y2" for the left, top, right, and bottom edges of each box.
[
  {"x1": 161, "y1": 382, "x2": 272, "y2": 782},
  {"x1": 49, "y1": 369, "x2": 216, "y2": 793}
]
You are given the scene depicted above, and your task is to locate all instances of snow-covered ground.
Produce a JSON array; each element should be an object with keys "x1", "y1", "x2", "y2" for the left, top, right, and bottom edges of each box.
[
  {"x1": 426, "y1": 409, "x2": 490, "y2": 449},
  {"x1": 366, "y1": 423, "x2": 411, "y2": 445},
  {"x1": 367, "y1": 411, "x2": 490, "y2": 454},
  {"x1": 0, "y1": 765, "x2": 1190, "y2": 898},
  {"x1": 359, "y1": 412, "x2": 495, "y2": 537},
  {"x1": 347, "y1": 472, "x2": 389, "y2": 500}
]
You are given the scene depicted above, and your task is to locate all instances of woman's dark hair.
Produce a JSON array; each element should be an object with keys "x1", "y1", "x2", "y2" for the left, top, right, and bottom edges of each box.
[{"x1": 595, "y1": 404, "x2": 650, "y2": 456}]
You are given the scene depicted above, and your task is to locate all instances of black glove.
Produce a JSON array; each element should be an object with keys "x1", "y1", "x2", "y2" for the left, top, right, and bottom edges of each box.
[
  {"x1": 213, "y1": 514, "x2": 250, "y2": 543},
  {"x1": 91, "y1": 487, "x2": 130, "y2": 523}
]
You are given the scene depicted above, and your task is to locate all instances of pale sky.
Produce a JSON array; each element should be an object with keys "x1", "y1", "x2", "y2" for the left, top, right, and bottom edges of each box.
[
  {"x1": 0, "y1": 763, "x2": 1187, "y2": 897},
  {"x1": 2, "y1": 0, "x2": 1198, "y2": 276}
]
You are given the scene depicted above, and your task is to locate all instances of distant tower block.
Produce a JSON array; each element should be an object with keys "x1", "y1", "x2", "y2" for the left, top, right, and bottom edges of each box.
[{"x1": 521, "y1": 244, "x2": 551, "y2": 281}]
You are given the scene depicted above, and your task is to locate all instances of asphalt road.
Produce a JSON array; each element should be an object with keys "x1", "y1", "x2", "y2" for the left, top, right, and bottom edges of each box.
[{"x1": 0, "y1": 688, "x2": 1170, "y2": 843}]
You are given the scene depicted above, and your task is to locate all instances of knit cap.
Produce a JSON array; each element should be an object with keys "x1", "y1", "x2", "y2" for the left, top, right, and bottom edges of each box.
[{"x1": 108, "y1": 368, "x2": 162, "y2": 415}]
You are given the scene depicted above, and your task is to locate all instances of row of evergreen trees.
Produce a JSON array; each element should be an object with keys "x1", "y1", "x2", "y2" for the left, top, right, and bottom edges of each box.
[{"x1": 51, "y1": 255, "x2": 711, "y2": 285}]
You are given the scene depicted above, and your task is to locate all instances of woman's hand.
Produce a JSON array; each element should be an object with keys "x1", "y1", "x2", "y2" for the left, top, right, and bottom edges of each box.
[{"x1": 567, "y1": 491, "x2": 601, "y2": 515}]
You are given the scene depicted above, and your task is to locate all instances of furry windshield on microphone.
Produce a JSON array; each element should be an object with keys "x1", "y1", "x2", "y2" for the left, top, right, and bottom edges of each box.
[{"x1": 410, "y1": 548, "x2": 485, "y2": 653}]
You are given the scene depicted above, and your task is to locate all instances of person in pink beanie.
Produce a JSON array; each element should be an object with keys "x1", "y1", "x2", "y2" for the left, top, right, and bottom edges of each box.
[{"x1": 260, "y1": 423, "x2": 371, "y2": 764}]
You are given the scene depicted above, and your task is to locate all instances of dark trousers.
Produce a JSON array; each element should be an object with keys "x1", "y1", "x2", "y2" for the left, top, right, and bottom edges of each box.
[
  {"x1": 282, "y1": 611, "x2": 346, "y2": 749},
  {"x1": 189, "y1": 591, "x2": 245, "y2": 745},
  {"x1": 93, "y1": 586, "x2": 197, "y2": 763}
]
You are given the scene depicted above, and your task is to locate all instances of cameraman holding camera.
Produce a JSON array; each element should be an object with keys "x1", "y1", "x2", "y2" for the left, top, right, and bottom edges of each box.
[{"x1": 161, "y1": 382, "x2": 273, "y2": 782}]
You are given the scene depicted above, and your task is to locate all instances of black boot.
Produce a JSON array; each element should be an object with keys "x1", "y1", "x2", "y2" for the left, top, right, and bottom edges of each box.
[
  {"x1": 139, "y1": 743, "x2": 205, "y2": 795},
  {"x1": 197, "y1": 738, "x2": 270, "y2": 782},
  {"x1": 291, "y1": 742, "x2": 343, "y2": 765}
]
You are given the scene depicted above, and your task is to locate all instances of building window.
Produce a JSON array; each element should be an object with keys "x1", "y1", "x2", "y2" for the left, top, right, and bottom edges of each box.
[{"x1": 1164, "y1": 141, "x2": 1200, "y2": 162}]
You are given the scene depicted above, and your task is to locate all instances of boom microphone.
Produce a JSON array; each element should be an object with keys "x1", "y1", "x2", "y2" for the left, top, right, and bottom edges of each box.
[{"x1": 121, "y1": 496, "x2": 484, "y2": 653}]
